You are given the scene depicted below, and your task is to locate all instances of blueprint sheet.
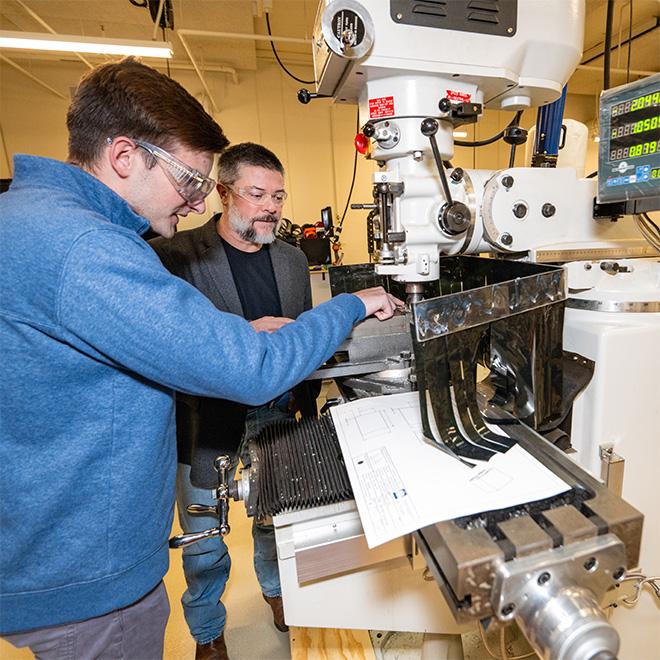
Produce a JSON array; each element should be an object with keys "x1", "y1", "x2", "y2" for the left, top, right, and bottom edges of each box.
[{"x1": 330, "y1": 391, "x2": 569, "y2": 548}]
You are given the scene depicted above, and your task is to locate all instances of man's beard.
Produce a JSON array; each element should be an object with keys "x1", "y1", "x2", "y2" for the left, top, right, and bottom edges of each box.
[{"x1": 227, "y1": 206, "x2": 278, "y2": 245}]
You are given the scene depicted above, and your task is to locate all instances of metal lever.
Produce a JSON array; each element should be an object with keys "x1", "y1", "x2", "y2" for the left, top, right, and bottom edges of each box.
[
  {"x1": 420, "y1": 117, "x2": 471, "y2": 235},
  {"x1": 168, "y1": 454, "x2": 232, "y2": 549}
]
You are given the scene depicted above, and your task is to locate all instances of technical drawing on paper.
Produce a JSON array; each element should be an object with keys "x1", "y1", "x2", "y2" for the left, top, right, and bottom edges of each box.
[
  {"x1": 469, "y1": 467, "x2": 513, "y2": 493},
  {"x1": 355, "y1": 409, "x2": 390, "y2": 437}
]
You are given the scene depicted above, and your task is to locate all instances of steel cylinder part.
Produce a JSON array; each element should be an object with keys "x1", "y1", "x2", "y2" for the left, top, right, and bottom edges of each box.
[{"x1": 514, "y1": 583, "x2": 619, "y2": 660}]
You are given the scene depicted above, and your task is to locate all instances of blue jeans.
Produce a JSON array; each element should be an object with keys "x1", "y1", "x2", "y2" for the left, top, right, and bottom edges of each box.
[{"x1": 176, "y1": 405, "x2": 291, "y2": 645}]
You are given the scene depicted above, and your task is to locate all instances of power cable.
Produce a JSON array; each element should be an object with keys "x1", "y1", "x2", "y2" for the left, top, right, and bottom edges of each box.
[
  {"x1": 455, "y1": 111, "x2": 523, "y2": 148},
  {"x1": 626, "y1": 0, "x2": 634, "y2": 83},
  {"x1": 604, "y1": 0, "x2": 615, "y2": 90},
  {"x1": 265, "y1": 13, "x2": 315, "y2": 85},
  {"x1": 333, "y1": 107, "x2": 360, "y2": 242}
]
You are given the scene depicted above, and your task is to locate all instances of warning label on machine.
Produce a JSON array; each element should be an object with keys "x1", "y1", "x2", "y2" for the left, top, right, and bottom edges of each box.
[
  {"x1": 369, "y1": 96, "x2": 395, "y2": 118},
  {"x1": 446, "y1": 89, "x2": 472, "y2": 103}
]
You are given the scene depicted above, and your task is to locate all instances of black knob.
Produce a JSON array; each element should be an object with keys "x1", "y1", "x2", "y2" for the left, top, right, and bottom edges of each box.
[
  {"x1": 542, "y1": 203, "x2": 556, "y2": 217},
  {"x1": 450, "y1": 167, "x2": 464, "y2": 183},
  {"x1": 297, "y1": 89, "x2": 330, "y2": 104},
  {"x1": 438, "y1": 97, "x2": 451, "y2": 113},
  {"x1": 297, "y1": 88, "x2": 312, "y2": 104},
  {"x1": 421, "y1": 118, "x2": 439, "y2": 137},
  {"x1": 362, "y1": 122, "x2": 375, "y2": 138},
  {"x1": 502, "y1": 175, "x2": 514, "y2": 189},
  {"x1": 504, "y1": 125, "x2": 528, "y2": 145}
]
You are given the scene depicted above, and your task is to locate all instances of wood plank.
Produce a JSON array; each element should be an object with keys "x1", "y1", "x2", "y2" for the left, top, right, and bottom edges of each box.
[{"x1": 290, "y1": 626, "x2": 377, "y2": 660}]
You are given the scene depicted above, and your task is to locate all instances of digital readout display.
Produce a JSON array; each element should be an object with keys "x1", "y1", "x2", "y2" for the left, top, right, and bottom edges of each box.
[{"x1": 598, "y1": 75, "x2": 660, "y2": 205}]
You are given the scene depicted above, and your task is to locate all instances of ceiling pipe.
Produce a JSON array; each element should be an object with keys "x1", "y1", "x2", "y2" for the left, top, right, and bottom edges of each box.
[
  {"x1": 152, "y1": 0, "x2": 165, "y2": 41},
  {"x1": 13, "y1": 0, "x2": 93, "y2": 69},
  {"x1": 174, "y1": 27, "x2": 312, "y2": 112},
  {"x1": 176, "y1": 31, "x2": 222, "y2": 113},
  {"x1": 176, "y1": 28, "x2": 311, "y2": 45},
  {"x1": 0, "y1": 53, "x2": 67, "y2": 99}
]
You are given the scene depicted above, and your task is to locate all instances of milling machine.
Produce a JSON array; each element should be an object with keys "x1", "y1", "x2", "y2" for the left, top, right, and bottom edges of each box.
[{"x1": 171, "y1": 3, "x2": 660, "y2": 659}]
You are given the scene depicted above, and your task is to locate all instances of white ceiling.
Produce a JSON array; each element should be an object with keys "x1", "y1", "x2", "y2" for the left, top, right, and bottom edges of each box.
[{"x1": 0, "y1": 0, "x2": 658, "y2": 93}]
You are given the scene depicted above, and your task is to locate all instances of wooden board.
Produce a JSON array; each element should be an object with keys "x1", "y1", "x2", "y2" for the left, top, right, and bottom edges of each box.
[{"x1": 290, "y1": 627, "x2": 377, "y2": 660}]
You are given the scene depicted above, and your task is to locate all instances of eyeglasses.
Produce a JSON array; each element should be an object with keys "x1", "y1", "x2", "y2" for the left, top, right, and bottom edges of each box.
[
  {"x1": 226, "y1": 185, "x2": 288, "y2": 207},
  {"x1": 134, "y1": 139, "x2": 215, "y2": 205}
]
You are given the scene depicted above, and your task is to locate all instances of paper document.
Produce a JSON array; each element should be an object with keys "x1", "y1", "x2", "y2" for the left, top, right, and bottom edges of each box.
[{"x1": 330, "y1": 392, "x2": 569, "y2": 548}]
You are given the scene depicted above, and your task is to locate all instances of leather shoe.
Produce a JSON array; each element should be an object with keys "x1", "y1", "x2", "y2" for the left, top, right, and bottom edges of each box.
[
  {"x1": 195, "y1": 634, "x2": 229, "y2": 660},
  {"x1": 262, "y1": 593, "x2": 289, "y2": 632}
]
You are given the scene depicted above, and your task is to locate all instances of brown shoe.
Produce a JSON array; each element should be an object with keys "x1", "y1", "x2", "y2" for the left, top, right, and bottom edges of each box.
[
  {"x1": 262, "y1": 593, "x2": 289, "y2": 633},
  {"x1": 195, "y1": 634, "x2": 229, "y2": 660}
]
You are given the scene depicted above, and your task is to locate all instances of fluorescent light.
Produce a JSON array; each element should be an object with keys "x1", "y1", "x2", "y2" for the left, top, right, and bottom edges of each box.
[
  {"x1": 453, "y1": 131, "x2": 468, "y2": 138},
  {"x1": 0, "y1": 30, "x2": 172, "y2": 58}
]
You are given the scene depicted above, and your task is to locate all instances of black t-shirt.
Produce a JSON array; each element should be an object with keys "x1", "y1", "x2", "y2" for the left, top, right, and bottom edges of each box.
[{"x1": 221, "y1": 238, "x2": 282, "y2": 321}]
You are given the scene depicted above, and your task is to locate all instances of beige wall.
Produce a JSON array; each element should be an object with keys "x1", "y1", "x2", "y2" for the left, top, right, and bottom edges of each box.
[{"x1": 0, "y1": 57, "x2": 600, "y2": 266}]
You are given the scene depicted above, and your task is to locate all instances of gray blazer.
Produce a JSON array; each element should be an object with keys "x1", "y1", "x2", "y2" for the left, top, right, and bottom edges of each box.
[
  {"x1": 150, "y1": 214, "x2": 315, "y2": 487},
  {"x1": 150, "y1": 214, "x2": 312, "y2": 319}
]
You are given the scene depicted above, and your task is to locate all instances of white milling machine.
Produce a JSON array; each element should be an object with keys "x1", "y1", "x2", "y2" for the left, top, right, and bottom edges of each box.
[{"x1": 171, "y1": 2, "x2": 660, "y2": 658}]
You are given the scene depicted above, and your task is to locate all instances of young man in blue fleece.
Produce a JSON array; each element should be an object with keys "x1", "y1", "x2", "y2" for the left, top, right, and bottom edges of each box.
[{"x1": 0, "y1": 57, "x2": 400, "y2": 660}]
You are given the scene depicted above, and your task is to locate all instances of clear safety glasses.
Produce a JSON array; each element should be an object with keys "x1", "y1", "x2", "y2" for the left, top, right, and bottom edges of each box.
[
  {"x1": 226, "y1": 185, "x2": 288, "y2": 207},
  {"x1": 134, "y1": 139, "x2": 216, "y2": 205}
]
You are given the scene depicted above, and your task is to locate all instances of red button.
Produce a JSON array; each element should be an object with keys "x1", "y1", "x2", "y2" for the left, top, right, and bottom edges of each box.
[{"x1": 354, "y1": 132, "x2": 370, "y2": 154}]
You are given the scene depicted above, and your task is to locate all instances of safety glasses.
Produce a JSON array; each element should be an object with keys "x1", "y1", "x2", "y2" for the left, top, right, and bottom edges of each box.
[
  {"x1": 225, "y1": 185, "x2": 288, "y2": 207},
  {"x1": 134, "y1": 139, "x2": 215, "y2": 205}
]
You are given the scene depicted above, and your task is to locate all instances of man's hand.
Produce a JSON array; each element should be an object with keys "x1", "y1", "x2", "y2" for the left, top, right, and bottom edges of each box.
[
  {"x1": 250, "y1": 316, "x2": 294, "y2": 333},
  {"x1": 353, "y1": 287, "x2": 405, "y2": 320}
]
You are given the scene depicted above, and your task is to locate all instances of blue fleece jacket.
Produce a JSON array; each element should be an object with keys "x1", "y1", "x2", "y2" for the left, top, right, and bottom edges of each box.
[{"x1": 0, "y1": 155, "x2": 365, "y2": 634}]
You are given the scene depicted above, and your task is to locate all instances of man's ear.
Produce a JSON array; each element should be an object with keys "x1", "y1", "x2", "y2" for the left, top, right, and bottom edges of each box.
[
  {"x1": 216, "y1": 182, "x2": 229, "y2": 205},
  {"x1": 107, "y1": 137, "x2": 141, "y2": 180}
]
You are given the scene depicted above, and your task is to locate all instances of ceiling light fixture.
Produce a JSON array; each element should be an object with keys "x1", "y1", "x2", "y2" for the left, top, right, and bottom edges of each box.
[{"x1": 0, "y1": 30, "x2": 173, "y2": 58}]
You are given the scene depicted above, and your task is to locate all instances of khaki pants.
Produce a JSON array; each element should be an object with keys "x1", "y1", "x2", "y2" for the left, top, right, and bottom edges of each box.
[{"x1": 3, "y1": 581, "x2": 169, "y2": 659}]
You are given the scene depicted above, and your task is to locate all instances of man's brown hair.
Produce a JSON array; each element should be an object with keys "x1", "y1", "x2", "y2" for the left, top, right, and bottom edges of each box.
[{"x1": 67, "y1": 58, "x2": 228, "y2": 169}]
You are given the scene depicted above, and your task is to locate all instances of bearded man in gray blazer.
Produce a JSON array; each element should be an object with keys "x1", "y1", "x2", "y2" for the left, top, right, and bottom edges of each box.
[{"x1": 150, "y1": 143, "x2": 316, "y2": 660}]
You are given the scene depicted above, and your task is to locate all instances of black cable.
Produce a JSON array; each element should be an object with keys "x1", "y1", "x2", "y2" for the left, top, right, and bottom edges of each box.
[
  {"x1": 626, "y1": 0, "x2": 634, "y2": 83},
  {"x1": 508, "y1": 143, "x2": 517, "y2": 168},
  {"x1": 334, "y1": 108, "x2": 360, "y2": 241},
  {"x1": 455, "y1": 131, "x2": 505, "y2": 147},
  {"x1": 265, "y1": 13, "x2": 315, "y2": 85},
  {"x1": 455, "y1": 110, "x2": 523, "y2": 148},
  {"x1": 604, "y1": 0, "x2": 615, "y2": 90},
  {"x1": 586, "y1": 170, "x2": 598, "y2": 178}
]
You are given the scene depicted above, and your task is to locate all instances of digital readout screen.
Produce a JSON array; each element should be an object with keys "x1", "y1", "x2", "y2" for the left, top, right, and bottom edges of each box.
[{"x1": 598, "y1": 74, "x2": 660, "y2": 205}]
